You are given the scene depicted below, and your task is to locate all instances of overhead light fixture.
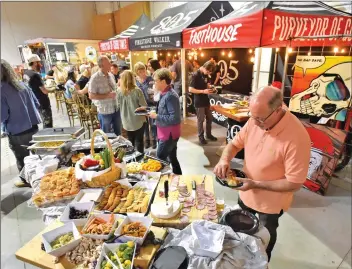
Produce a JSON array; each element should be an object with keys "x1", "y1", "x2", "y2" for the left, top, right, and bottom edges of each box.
[
  {"x1": 341, "y1": 48, "x2": 345, "y2": 53},
  {"x1": 250, "y1": 56, "x2": 255, "y2": 63},
  {"x1": 144, "y1": 53, "x2": 147, "y2": 56},
  {"x1": 178, "y1": 52, "x2": 180, "y2": 55},
  {"x1": 333, "y1": 47, "x2": 339, "y2": 53},
  {"x1": 249, "y1": 49, "x2": 253, "y2": 53},
  {"x1": 228, "y1": 51, "x2": 233, "y2": 58},
  {"x1": 160, "y1": 53, "x2": 163, "y2": 56},
  {"x1": 167, "y1": 53, "x2": 171, "y2": 56},
  {"x1": 188, "y1": 56, "x2": 192, "y2": 60},
  {"x1": 199, "y1": 48, "x2": 202, "y2": 51},
  {"x1": 288, "y1": 47, "x2": 293, "y2": 53},
  {"x1": 221, "y1": 51, "x2": 225, "y2": 56},
  {"x1": 307, "y1": 51, "x2": 311, "y2": 56},
  {"x1": 200, "y1": 52, "x2": 204, "y2": 57},
  {"x1": 276, "y1": 48, "x2": 279, "y2": 52}
]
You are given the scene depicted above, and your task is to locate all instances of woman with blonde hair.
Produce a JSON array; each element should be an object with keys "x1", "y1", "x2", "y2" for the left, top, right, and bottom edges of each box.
[
  {"x1": 134, "y1": 61, "x2": 157, "y2": 149},
  {"x1": 116, "y1": 70, "x2": 147, "y2": 153}
]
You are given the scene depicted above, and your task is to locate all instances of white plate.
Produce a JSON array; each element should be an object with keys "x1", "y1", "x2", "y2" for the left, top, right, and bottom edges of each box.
[
  {"x1": 73, "y1": 189, "x2": 103, "y2": 203},
  {"x1": 42, "y1": 222, "x2": 81, "y2": 257},
  {"x1": 114, "y1": 216, "x2": 153, "y2": 245},
  {"x1": 60, "y1": 202, "x2": 95, "y2": 227},
  {"x1": 82, "y1": 213, "x2": 125, "y2": 240},
  {"x1": 95, "y1": 242, "x2": 136, "y2": 269}
]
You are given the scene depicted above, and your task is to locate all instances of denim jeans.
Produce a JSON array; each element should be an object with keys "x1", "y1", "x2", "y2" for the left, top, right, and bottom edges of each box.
[
  {"x1": 98, "y1": 110, "x2": 121, "y2": 136},
  {"x1": 157, "y1": 135, "x2": 182, "y2": 175},
  {"x1": 238, "y1": 198, "x2": 283, "y2": 262}
]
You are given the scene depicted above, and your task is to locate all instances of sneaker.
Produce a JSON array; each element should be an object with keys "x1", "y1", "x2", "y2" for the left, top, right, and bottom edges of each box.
[
  {"x1": 14, "y1": 179, "x2": 31, "y2": 188},
  {"x1": 199, "y1": 137, "x2": 207, "y2": 145},
  {"x1": 206, "y1": 134, "x2": 218, "y2": 141}
]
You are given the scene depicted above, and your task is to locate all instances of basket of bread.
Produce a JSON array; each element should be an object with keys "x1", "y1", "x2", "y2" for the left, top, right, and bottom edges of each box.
[{"x1": 75, "y1": 130, "x2": 121, "y2": 187}]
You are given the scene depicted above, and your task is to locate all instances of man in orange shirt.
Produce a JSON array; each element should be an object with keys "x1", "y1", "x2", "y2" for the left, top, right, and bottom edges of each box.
[{"x1": 214, "y1": 86, "x2": 311, "y2": 261}]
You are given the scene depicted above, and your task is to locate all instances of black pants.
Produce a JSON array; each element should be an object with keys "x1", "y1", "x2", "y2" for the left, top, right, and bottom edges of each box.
[
  {"x1": 127, "y1": 124, "x2": 145, "y2": 154},
  {"x1": 238, "y1": 198, "x2": 283, "y2": 262},
  {"x1": 157, "y1": 135, "x2": 182, "y2": 175},
  {"x1": 196, "y1": 106, "x2": 213, "y2": 138},
  {"x1": 40, "y1": 107, "x2": 53, "y2": 128},
  {"x1": 144, "y1": 118, "x2": 157, "y2": 145},
  {"x1": 8, "y1": 127, "x2": 39, "y2": 173}
]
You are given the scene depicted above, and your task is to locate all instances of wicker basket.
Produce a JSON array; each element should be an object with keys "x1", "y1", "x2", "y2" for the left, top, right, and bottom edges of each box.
[{"x1": 85, "y1": 129, "x2": 121, "y2": 187}]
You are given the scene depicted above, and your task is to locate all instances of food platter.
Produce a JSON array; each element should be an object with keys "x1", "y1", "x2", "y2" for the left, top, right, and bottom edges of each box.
[
  {"x1": 134, "y1": 107, "x2": 155, "y2": 116},
  {"x1": 215, "y1": 168, "x2": 246, "y2": 189}
]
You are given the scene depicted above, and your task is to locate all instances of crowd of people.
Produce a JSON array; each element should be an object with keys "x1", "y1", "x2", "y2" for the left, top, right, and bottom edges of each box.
[{"x1": 1, "y1": 53, "x2": 223, "y2": 187}]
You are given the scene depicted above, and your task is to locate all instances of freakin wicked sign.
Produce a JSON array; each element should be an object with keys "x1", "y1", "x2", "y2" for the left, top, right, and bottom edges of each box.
[{"x1": 129, "y1": 2, "x2": 233, "y2": 50}]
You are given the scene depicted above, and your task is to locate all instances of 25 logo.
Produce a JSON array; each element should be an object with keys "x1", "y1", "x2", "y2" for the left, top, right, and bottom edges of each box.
[{"x1": 151, "y1": 10, "x2": 199, "y2": 35}]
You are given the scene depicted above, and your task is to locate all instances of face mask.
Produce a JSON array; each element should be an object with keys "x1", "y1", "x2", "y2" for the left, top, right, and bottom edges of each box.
[{"x1": 154, "y1": 92, "x2": 160, "y2": 102}]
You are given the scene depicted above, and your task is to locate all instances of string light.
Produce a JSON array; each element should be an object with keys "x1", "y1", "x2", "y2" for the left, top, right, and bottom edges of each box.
[
  {"x1": 250, "y1": 56, "x2": 255, "y2": 63},
  {"x1": 144, "y1": 53, "x2": 147, "y2": 56},
  {"x1": 199, "y1": 48, "x2": 202, "y2": 51},
  {"x1": 341, "y1": 48, "x2": 345, "y2": 53},
  {"x1": 307, "y1": 51, "x2": 311, "y2": 56},
  {"x1": 200, "y1": 52, "x2": 204, "y2": 57},
  {"x1": 333, "y1": 47, "x2": 339, "y2": 53},
  {"x1": 188, "y1": 56, "x2": 192, "y2": 60},
  {"x1": 228, "y1": 51, "x2": 233, "y2": 58},
  {"x1": 167, "y1": 53, "x2": 171, "y2": 57},
  {"x1": 160, "y1": 53, "x2": 163, "y2": 56},
  {"x1": 249, "y1": 49, "x2": 253, "y2": 53},
  {"x1": 221, "y1": 51, "x2": 225, "y2": 56},
  {"x1": 177, "y1": 52, "x2": 180, "y2": 55},
  {"x1": 276, "y1": 48, "x2": 279, "y2": 52},
  {"x1": 288, "y1": 47, "x2": 293, "y2": 53}
]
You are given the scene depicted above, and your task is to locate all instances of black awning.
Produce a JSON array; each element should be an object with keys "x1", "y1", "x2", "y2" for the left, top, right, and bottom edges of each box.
[{"x1": 129, "y1": 2, "x2": 233, "y2": 51}]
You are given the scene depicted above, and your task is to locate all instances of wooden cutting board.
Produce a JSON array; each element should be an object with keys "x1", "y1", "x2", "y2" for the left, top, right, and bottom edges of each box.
[
  {"x1": 150, "y1": 175, "x2": 218, "y2": 229},
  {"x1": 15, "y1": 220, "x2": 167, "y2": 269}
]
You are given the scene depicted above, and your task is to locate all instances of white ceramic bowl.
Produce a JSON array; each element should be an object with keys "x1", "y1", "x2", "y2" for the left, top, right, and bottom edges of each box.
[
  {"x1": 114, "y1": 216, "x2": 153, "y2": 245},
  {"x1": 60, "y1": 201, "x2": 94, "y2": 227}
]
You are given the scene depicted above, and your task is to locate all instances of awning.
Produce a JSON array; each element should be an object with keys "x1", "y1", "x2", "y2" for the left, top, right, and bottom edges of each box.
[
  {"x1": 129, "y1": 2, "x2": 234, "y2": 51},
  {"x1": 183, "y1": 1, "x2": 352, "y2": 49},
  {"x1": 99, "y1": 14, "x2": 151, "y2": 52}
]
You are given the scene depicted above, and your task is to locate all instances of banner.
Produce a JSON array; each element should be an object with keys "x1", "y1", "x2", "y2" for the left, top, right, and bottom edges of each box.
[
  {"x1": 289, "y1": 56, "x2": 352, "y2": 121},
  {"x1": 183, "y1": 11, "x2": 263, "y2": 49},
  {"x1": 301, "y1": 122, "x2": 347, "y2": 195},
  {"x1": 99, "y1": 39, "x2": 129, "y2": 52},
  {"x1": 262, "y1": 10, "x2": 352, "y2": 47}
]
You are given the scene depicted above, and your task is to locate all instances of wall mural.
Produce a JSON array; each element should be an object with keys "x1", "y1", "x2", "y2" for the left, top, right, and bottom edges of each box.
[
  {"x1": 289, "y1": 56, "x2": 352, "y2": 121},
  {"x1": 302, "y1": 121, "x2": 347, "y2": 195}
]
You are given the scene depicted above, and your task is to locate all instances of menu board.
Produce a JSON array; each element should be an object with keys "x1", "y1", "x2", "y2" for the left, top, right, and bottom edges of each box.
[{"x1": 47, "y1": 43, "x2": 67, "y2": 63}]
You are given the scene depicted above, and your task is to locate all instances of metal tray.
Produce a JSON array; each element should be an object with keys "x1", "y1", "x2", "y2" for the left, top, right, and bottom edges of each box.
[{"x1": 32, "y1": 127, "x2": 85, "y2": 142}]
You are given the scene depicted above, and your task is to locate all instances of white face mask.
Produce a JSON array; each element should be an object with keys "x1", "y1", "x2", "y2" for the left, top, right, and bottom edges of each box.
[{"x1": 154, "y1": 92, "x2": 160, "y2": 102}]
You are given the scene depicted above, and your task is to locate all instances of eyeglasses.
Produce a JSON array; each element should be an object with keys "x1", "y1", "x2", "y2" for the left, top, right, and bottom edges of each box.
[{"x1": 247, "y1": 109, "x2": 277, "y2": 124}]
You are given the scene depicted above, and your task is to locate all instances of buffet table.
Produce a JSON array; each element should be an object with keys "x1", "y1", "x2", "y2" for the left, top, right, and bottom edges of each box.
[{"x1": 15, "y1": 221, "x2": 167, "y2": 269}]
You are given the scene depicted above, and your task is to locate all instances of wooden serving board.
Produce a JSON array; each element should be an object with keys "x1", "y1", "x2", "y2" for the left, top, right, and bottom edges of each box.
[
  {"x1": 15, "y1": 220, "x2": 167, "y2": 269},
  {"x1": 150, "y1": 175, "x2": 218, "y2": 229}
]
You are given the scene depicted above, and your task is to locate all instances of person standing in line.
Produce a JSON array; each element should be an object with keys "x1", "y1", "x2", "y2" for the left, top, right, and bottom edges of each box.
[
  {"x1": 89, "y1": 56, "x2": 121, "y2": 136},
  {"x1": 117, "y1": 70, "x2": 147, "y2": 153},
  {"x1": 189, "y1": 61, "x2": 218, "y2": 145},
  {"x1": 110, "y1": 63, "x2": 120, "y2": 83},
  {"x1": 147, "y1": 60, "x2": 161, "y2": 76},
  {"x1": 135, "y1": 62, "x2": 157, "y2": 149},
  {"x1": 210, "y1": 56, "x2": 221, "y2": 86},
  {"x1": 1, "y1": 59, "x2": 42, "y2": 188},
  {"x1": 214, "y1": 86, "x2": 311, "y2": 261},
  {"x1": 170, "y1": 56, "x2": 193, "y2": 97},
  {"x1": 23, "y1": 54, "x2": 53, "y2": 128},
  {"x1": 147, "y1": 68, "x2": 182, "y2": 175},
  {"x1": 159, "y1": 58, "x2": 167, "y2": 68}
]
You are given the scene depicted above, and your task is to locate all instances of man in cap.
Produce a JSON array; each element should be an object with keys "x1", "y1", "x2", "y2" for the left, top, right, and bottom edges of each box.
[{"x1": 23, "y1": 54, "x2": 53, "y2": 128}]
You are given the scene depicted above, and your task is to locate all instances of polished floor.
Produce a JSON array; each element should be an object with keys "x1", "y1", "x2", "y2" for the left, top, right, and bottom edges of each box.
[{"x1": 1, "y1": 97, "x2": 351, "y2": 269}]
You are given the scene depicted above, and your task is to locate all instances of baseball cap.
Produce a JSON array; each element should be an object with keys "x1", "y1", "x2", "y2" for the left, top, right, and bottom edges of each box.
[{"x1": 27, "y1": 54, "x2": 41, "y2": 63}]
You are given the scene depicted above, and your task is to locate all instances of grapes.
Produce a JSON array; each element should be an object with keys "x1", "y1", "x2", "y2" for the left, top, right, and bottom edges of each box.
[{"x1": 69, "y1": 207, "x2": 89, "y2": 219}]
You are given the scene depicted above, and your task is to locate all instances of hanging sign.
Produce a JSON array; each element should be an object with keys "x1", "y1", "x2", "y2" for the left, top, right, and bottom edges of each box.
[{"x1": 99, "y1": 38, "x2": 129, "y2": 52}]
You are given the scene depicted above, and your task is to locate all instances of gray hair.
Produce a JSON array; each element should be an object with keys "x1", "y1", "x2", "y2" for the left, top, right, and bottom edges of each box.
[
  {"x1": 97, "y1": 56, "x2": 109, "y2": 68},
  {"x1": 1, "y1": 59, "x2": 25, "y2": 91},
  {"x1": 251, "y1": 86, "x2": 283, "y2": 110}
]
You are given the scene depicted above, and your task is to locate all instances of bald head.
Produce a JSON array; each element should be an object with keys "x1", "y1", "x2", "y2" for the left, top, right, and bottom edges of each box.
[{"x1": 251, "y1": 86, "x2": 283, "y2": 110}]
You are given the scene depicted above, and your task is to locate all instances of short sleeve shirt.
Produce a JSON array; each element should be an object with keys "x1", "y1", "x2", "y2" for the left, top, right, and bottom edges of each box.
[
  {"x1": 232, "y1": 110, "x2": 311, "y2": 214},
  {"x1": 190, "y1": 69, "x2": 210, "y2": 108},
  {"x1": 23, "y1": 70, "x2": 50, "y2": 109},
  {"x1": 76, "y1": 76, "x2": 89, "y2": 90},
  {"x1": 88, "y1": 71, "x2": 117, "y2": 115}
]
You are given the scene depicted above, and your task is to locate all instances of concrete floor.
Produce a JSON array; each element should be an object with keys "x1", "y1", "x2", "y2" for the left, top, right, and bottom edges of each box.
[{"x1": 1, "y1": 97, "x2": 351, "y2": 269}]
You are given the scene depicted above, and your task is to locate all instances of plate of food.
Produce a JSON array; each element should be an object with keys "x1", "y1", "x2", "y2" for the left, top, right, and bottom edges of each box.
[
  {"x1": 215, "y1": 168, "x2": 246, "y2": 188},
  {"x1": 134, "y1": 107, "x2": 155, "y2": 116}
]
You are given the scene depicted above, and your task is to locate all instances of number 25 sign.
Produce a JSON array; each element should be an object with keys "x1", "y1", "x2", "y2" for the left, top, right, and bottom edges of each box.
[{"x1": 218, "y1": 60, "x2": 239, "y2": 86}]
